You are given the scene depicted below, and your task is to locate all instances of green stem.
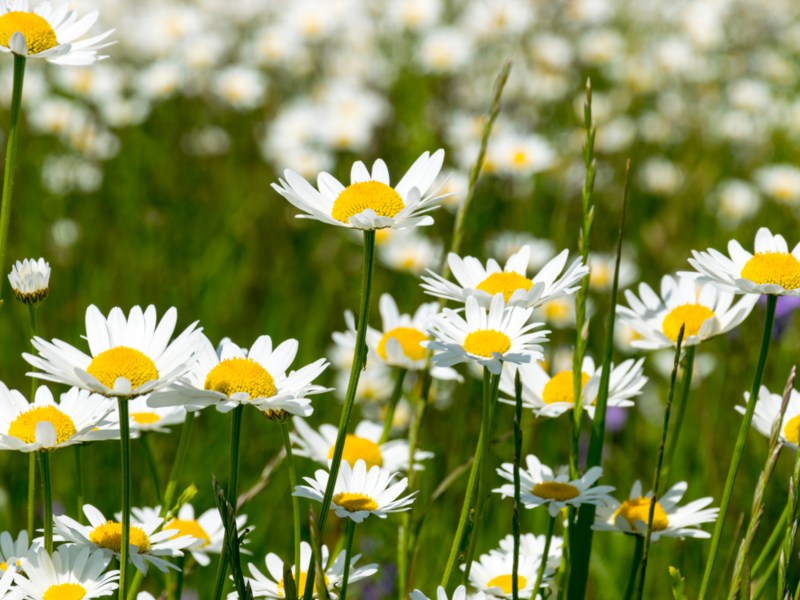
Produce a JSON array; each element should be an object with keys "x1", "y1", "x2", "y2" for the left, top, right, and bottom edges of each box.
[
  {"x1": 512, "y1": 371, "x2": 523, "y2": 600},
  {"x1": 162, "y1": 411, "x2": 195, "y2": 515},
  {"x1": 379, "y1": 368, "x2": 407, "y2": 444},
  {"x1": 73, "y1": 445, "x2": 85, "y2": 523},
  {"x1": 533, "y1": 515, "x2": 557, "y2": 597},
  {"x1": 302, "y1": 230, "x2": 376, "y2": 600},
  {"x1": 753, "y1": 549, "x2": 781, "y2": 599},
  {"x1": 661, "y1": 345, "x2": 696, "y2": 482},
  {"x1": 751, "y1": 504, "x2": 790, "y2": 577},
  {"x1": 27, "y1": 453, "x2": 35, "y2": 540},
  {"x1": 117, "y1": 396, "x2": 132, "y2": 599},
  {"x1": 699, "y1": 295, "x2": 777, "y2": 599},
  {"x1": 623, "y1": 537, "x2": 644, "y2": 600},
  {"x1": 173, "y1": 556, "x2": 186, "y2": 600},
  {"x1": 125, "y1": 573, "x2": 144, "y2": 600},
  {"x1": 140, "y1": 433, "x2": 163, "y2": 504},
  {"x1": 339, "y1": 519, "x2": 357, "y2": 600},
  {"x1": 39, "y1": 451, "x2": 53, "y2": 553},
  {"x1": 281, "y1": 421, "x2": 302, "y2": 585}
]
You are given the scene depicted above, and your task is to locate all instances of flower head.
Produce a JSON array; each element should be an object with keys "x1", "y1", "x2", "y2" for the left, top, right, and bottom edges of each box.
[
  {"x1": 13, "y1": 546, "x2": 119, "y2": 600},
  {"x1": 8, "y1": 258, "x2": 49, "y2": 305},
  {"x1": 410, "y1": 586, "x2": 487, "y2": 600},
  {"x1": 736, "y1": 385, "x2": 800, "y2": 449}
]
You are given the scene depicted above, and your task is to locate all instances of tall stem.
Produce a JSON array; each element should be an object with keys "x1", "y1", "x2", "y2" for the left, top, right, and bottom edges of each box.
[
  {"x1": 379, "y1": 368, "x2": 407, "y2": 444},
  {"x1": 622, "y1": 537, "x2": 644, "y2": 600},
  {"x1": 532, "y1": 514, "x2": 556, "y2": 597},
  {"x1": 661, "y1": 345, "x2": 696, "y2": 481},
  {"x1": 140, "y1": 433, "x2": 163, "y2": 504},
  {"x1": 281, "y1": 421, "x2": 302, "y2": 585},
  {"x1": 73, "y1": 445, "x2": 85, "y2": 523},
  {"x1": 39, "y1": 451, "x2": 53, "y2": 553},
  {"x1": 699, "y1": 295, "x2": 776, "y2": 598},
  {"x1": 339, "y1": 519, "x2": 357, "y2": 600},
  {"x1": 117, "y1": 396, "x2": 132, "y2": 599},
  {"x1": 512, "y1": 371, "x2": 523, "y2": 600},
  {"x1": 302, "y1": 230, "x2": 376, "y2": 600},
  {"x1": 162, "y1": 411, "x2": 195, "y2": 514},
  {"x1": 27, "y1": 454, "x2": 35, "y2": 539}
]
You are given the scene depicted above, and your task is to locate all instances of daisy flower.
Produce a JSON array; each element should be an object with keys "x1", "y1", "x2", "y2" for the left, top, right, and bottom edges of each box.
[
  {"x1": 496, "y1": 533, "x2": 563, "y2": 569},
  {"x1": 0, "y1": 530, "x2": 34, "y2": 573},
  {"x1": 13, "y1": 546, "x2": 118, "y2": 599},
  {"x1": 465, "y1": 545, "x2": 540, "y2": 599},
  {"x1": 148, "y1": 334, "x2": 329, "y2": 418},
  {"x1": 494, "y1": 455, "x2": 615, "y2": 516},
  {"x1": 421, "y1": 246, "x2": 587, "y2": 308},
  {"x1": 237, "y1": 541, "x2": 377, "y2": 599},
  {"x1": 8, "y1": 257, "x2": 49, "y2": 305},
  {"x1": 23, "y1": 305, "x2": 201, "y2": 397},
  {"x1": 105, "y1": 395, "x2": 186, "y2": 435},
  {"x1": 0, "y1": 385, "x2": 116, "y2": 452},
  {"x1": 686, "y1": 227, "x2": 800, "y2": 296},
  {"x1": 272, "y1": 150, "x2": 446, "y2": 230},
  {"x1": 410, "y1": 586, "x2": 487, "y2": 600},
  {"x1": 617, "y1": 274, "x2": 758, "y2": 349},
  {"x1": 425, "y1": 295, "x2": 548, "y2": 375},
  {"x1": 0, "y1": 1, "x2": 114, "y2": 65},
  {"x1": 291, "y1": 417, "x2": 433, "y2": 472},
  {"x1": 294, "y1": 459, "x2": 415, "y2": 523},
  {"x1": 498, "y1": 356, "x2": 646, "y2": 419},
  {"x1": 53, "y1": 504, "x2": 194, "y2": 574},
  {"x1": 594, "y1": 481, "x2": 718, "y2": 541},
  {"x1": 736, "y1": 385, "x2": 800, "y2": 449}
]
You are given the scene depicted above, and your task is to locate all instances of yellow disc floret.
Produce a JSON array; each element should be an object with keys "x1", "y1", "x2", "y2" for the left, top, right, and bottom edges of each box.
[
  {"x1": 532, "y1": 481, "x2": 581, "y2": 501},
  {"x1": 613, "y1": 497, "x2": 669, "y2": 531},
  {"x1": 476, "y1": 272, "x2": 534, "y2": 302},
  {"x1": 204, "y1": 357, "x2": 276, "y2": 399},
  {"x1": 43, "y1": 583, "x2": 87, "y2": 600},
  {"x1": 333, "y1": 492, "x2": 378, "y2": 512},
  {"x1": 131, "y1": 412, "x2": 161, "y2": 425},
  {"x1": 487, "y1": 574, "x2": 528, "y2": 594},
  {"x1": 86, "y1": 346, "x2": 159, "y2": 391},
  {"x1": 463, "y1": 329, "x2": 511, "y2": 357},
  {"x1": 783, "y1": 414, "x2": 800, "y2": 445},
  {"x1": 0, "y1": 12, "x2": 58, "y2": 55},
  {"x1": 89, "y1": 521, "x2": 151, "y2": 553},
  {"x1": 377, "y1": 327, "x2": 428, "y2": 362},
  {"x1": 741, "y1": 252, "x2": 800, "y2": 290},
  {"x1": 278, "y1": 572, "x2": 330, "y2": 597},
  {"x1": 541, "y1": 371, "x2": 590, "y2": 405},
  {"x1": 8, "y1": 406, "x2": 76, "y2": 445},
  {"x1": 329, "y1": 435, "x2": 383, "y2": 469},
  {"x1": 331, "y1": 181, "x2": 405, "y2": 225},
  {"x1": 164, "y1": 518, "x2": 211, "y2": 548},
  {"x1": 661, "y1": 304, "x2": 716, "y2": 342}
]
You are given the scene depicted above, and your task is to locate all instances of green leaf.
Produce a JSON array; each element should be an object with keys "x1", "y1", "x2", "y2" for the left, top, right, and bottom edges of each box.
[{"x1": 669, "y1": 566, "x2": 687, "y2": 600}]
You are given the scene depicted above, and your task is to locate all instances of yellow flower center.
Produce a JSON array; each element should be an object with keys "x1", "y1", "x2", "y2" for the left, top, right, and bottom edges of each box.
[
  {"x1": 377, "y1": 327, "x2": 428, "y2": 361},
  {"x1": 532, "y1": 481, "x2": 581, "y2": 501},
  {"x1": 463, "y1": 329, "x2": 511, "y2": 357},
  {"x1": 164, "y1": 518, "x2": 211, "y2": 548},
  {"x1": 278, "y1": 572, "x2": 330, "y2": 597},
  {"x1": 43, "y1": 583, "x2": 86, "y2": 600},
  {"x1": 741, "y1": 252, "x2": 800, "y2": 290},
  {"x1": 329, "y1": 435, "x2": 383, "y2": 469},
  {"x1": 330, "y1": 181, "x2": 405, "y2": 225},
  {"x1": 86, "y1": 346, "x2": 159, "y2": 391},
  {"x1": 204, "y1": 357, "x2": 276, "y2": 399},
  {"x1": 476, "y1": 272, "x2": 534, "y2": 302},
  {"x1": 661, "y1": 304, "x2": 716, "y2": 342},
  {"x1": 487, "y1": 574, "x2": 528, "y2": 594},
  {"x1": 613, "y1": 497, "x2": 669, "y2": 531},
  {"x1": 8, "y1": 406, "x2": 77, "y2": 444},
  {"x1": 0, "y1": 12, "x2": 58, "y2": 55},
  {"x1": 131, "y1": 412, "x2": 161, "y2": 425},
  {"x1": 543, "y1": 299, "x2": 570, "y2": 321},
  {"x1": 541, "y1": 371, "x2": 590, "y2": 405},
  {"x1": 332, "y1": 492, "x2": 378, "y2": 512},
  {"x1": 783, "y1": 414, "x2": 800, "y2": 445},
  {"x1": 89, "y1": 521, "x2": 151, "y2": 553}
]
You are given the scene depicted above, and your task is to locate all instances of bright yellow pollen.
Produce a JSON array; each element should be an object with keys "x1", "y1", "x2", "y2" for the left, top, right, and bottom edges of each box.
[
  {"x1": 661, "y1": 304, "x2": 716, "y2": 342},
  {"x1": 613, "y1": 497, "x2": 669, "y2": 531},
  {"x1": 741, "y1": 252, "x2": 800, "y2": 290},
  {"x1": 204, "y1": 357, "x2": 276, "y2": 399},
  {"x1": 278, "y1": 572, "x2": 330, "y2": 596},
  {"x1": 532, "y1": 481, "x2": 581, "y2": 501},
  {"x1": 377, "y1": 327, "x2": 428, "y2": 361},
  {"x1": 0, "y1": 12, "x2": 58, "y2": 55},
  {"x1": 8, "y1": 406, "x2": 76, "y2": 444},
  {"x1": 333, "y1": 492, "x2": 378, "y2": 512},
  {"x1": 165, "y1": 518, "x2": 211, "y2": 548},
  {"x1": 328, "y1": 435, "x2": 383, "y2": 469},
  {"x1": 487, "y1": 574, "x2": 527, "y2": 594},
  {"x1": 476, "y1": 272, "x2": 534, "y2": 302},
  {"x1": 541, "y1": 371, "x2": 590, "y2": 405},
  {"x1": 463, "y1": 329, "x2": 511, "y2": 357},
  {"x1": 89, "y1": 521, "x2": 151, "y2": 553},
  {"x1": 131, "y1": 412, "x2": 161, "y2": 425},
  {"x1": 43, "y1": 583, "x2": 86, "y2": 600},
  {"x1": 783, "y1": 414, "x2": 800, "y2": 445},
  {"x1": 86, "y1": 346, "x2": 159, "y2": 391},
  {"x1": 511, "y1": 150, "x2": 529, "y2": 166},
  {"x1": 331, "y1": 181, "x2": 405, "y2": 225}
]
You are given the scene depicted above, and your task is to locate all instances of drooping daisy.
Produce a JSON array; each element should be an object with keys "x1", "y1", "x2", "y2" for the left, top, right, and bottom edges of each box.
[
  {"x1": 617, "y1": 274, "x2": 758, "y2": 349},
  {"x1": 237, "y1": 541, "x2": 377, "y2": 599},
  {"x1": 421, "y1": 246, "x2": 587, "y2": 308},
  {"x1": 594, "y1": 481, "x2": 718, "y2": 541},
  {"x1": 425, "y1": 295, "x2": 548, "y2": 375},
  {"x1": 294, "y1": 459, "x2": 415, "y2": 523},
  {"x1": 0, "y1": 384, "x2": 116, "y2": 452},
  {"x1": 686, "y1": 227, "x2": 800, "y2": 296},
  {"x1": 291, "y1": 417, "x2": 432, "y2": 472},
  {"x1": 23, "y1": 305, "x2": 202, "y2": 397},
  {"x1": 0, "y1": 1, "x2": 114, "y2": 65},
  {"x1": 494, "y1": 455, "x2": 615, "y2": 516},
  {"x1": 410, "y1": 585, "x2": 487, "y2": 600},
  {"x1": 53, "y1": 504, "x2": 194, "y2": 573},
  {"x1": 736, "y1": 385, "x2": 800, "y2": 449},
  {"x1": 105, "y1": 395, "x2": 186, "y2": 435},
  {"x1": 498, "y1": 356, "x2": 646, "y2": 419},
  {"x1": 8, "y1": 257, "x2": 49, "y2": 305},
  {"x1": 272, "y1": 150, "x2": 446, "y2": 230},
  {"x1": 465, "y1": 545, "x2": 540, "y2": 599},
  {"x1": 0, "y1": 530, "x2": 34, "y2": 573},
  {"x1": 13, "y1": 546, "x2": 118, "y2": 599},
  {"x1": 148, "y1": 334, "x2": 329, "y2": 418}
]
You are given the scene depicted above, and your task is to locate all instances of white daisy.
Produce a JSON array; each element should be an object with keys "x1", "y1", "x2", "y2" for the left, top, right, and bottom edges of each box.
[
  {"x1": 736, "y1": 385, "x2": 800, "y2": 449},
  {"x1": 0, "y1": 0, "x2": 114, "y2": 65},
  {"x1": 494, "y1": 455, "x2": 615, "y2": 516},
  {"x1": 686, "y1": 227, "x2": 800, "y2": 296},
  {"x1": 8, "y1": 257, "x2": 49, "y2": 305},
  {"x1": 410, "y1": 585, "x2": 487, "y2": 600},
  {"x1": 588, "y1": 252, "x2": 639, "y2": 292},
  {"x1": 465, "y1": 545, "x2": 539, "y2": 599},
  {"x1": 594, "y1": 481, "x2": 718, "y2": 541},
  {"x1": 421, "y1": 246, "x2": 587, "y2": 308},
  {"x1": 617, "y1": 274, "x2": 758, "y2": 349},
  {"x1": 294, "y1": 459, "x2": 415, "y2": 523},
  {"x1": 0, "y1": 384, "x2": 116, "y2": 452},
  {"x1": 23, "y1": 305, "x2": 202, "y2": 397},
  {"x1": 13, "y1": 546, "x2": 118, "y2": 599},
  {"x1": 496, "y1": 533, "x2": 563, "y2": 569},
  {"x1": 377, "y1": 229, "x2": 442, "y2": 275},
  {"x1": 106, "y1": 395, "x2": 186, "y2": 435},
  {"x1": 291, "y1": 417, "x2": 433, "y2": 472},
  {"x1": 0, "y1": 530, "x2": 35, "y2": 573},
  {"x1": 53, "y1": 504, "x2": 194, "y2": 574},
  {"x1": 425, "y1": 295, "x2": 548, "y2": 375},
  {"x1": 272, "y1": 150, "x2": 446, "y2": 230}
]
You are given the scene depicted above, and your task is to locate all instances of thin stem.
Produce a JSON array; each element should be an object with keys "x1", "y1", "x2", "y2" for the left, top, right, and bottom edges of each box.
[
  {"x1": 27, "y1": 454, "x2": 35, "y2": 540},
  {"x1": 533, "y1": 515, "x2": 557, "y2": 597},
  {"x1": 512, "y1": 371, "x2": 523, "y2": 600},
  {"x1": 139, "y1": 433, "x2": 163, "y2": 504},
  {"x1": 39, "y1": 451, "x2": 53, "y2": 553},
  {"x1": 302, "y1": 230, "x2": 376, "y2": 600},
  {"x1": 339, "y1": 519, "x2": 357, "y2": 600},
  {"x1": 173, "y1": 556, "x2": 186, "y2": 600},
  {"x1": 751, "y1": 505, "x2": 790, "y2": 577},
  {"x1": 379, "y1": 368, "x2": 407, "y2": 444},
  {"x1": 661, "y1": 345, "x2": 696, "y2": 482},
  {"x1": 117, "y1": 396, "x2": 132, "y2": 599},
  {"x1": 699, "y1": 295, "x2": 777, "y2": 599},
  {"x1": 623, "y1": 537, "x2": 644, "y2": 600},
  {"x1": 125, "y1": 573, "x2": 144, "y2": 600},
  {"x1": 281, "y1": 421, "x2": 302, "y2": 585},
  {"x1": 162, "y1": 411, "x2": 195, "y2": 515},
  {"x1": 73, "y1": 445, "x2": 85, "y2": 523}
]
